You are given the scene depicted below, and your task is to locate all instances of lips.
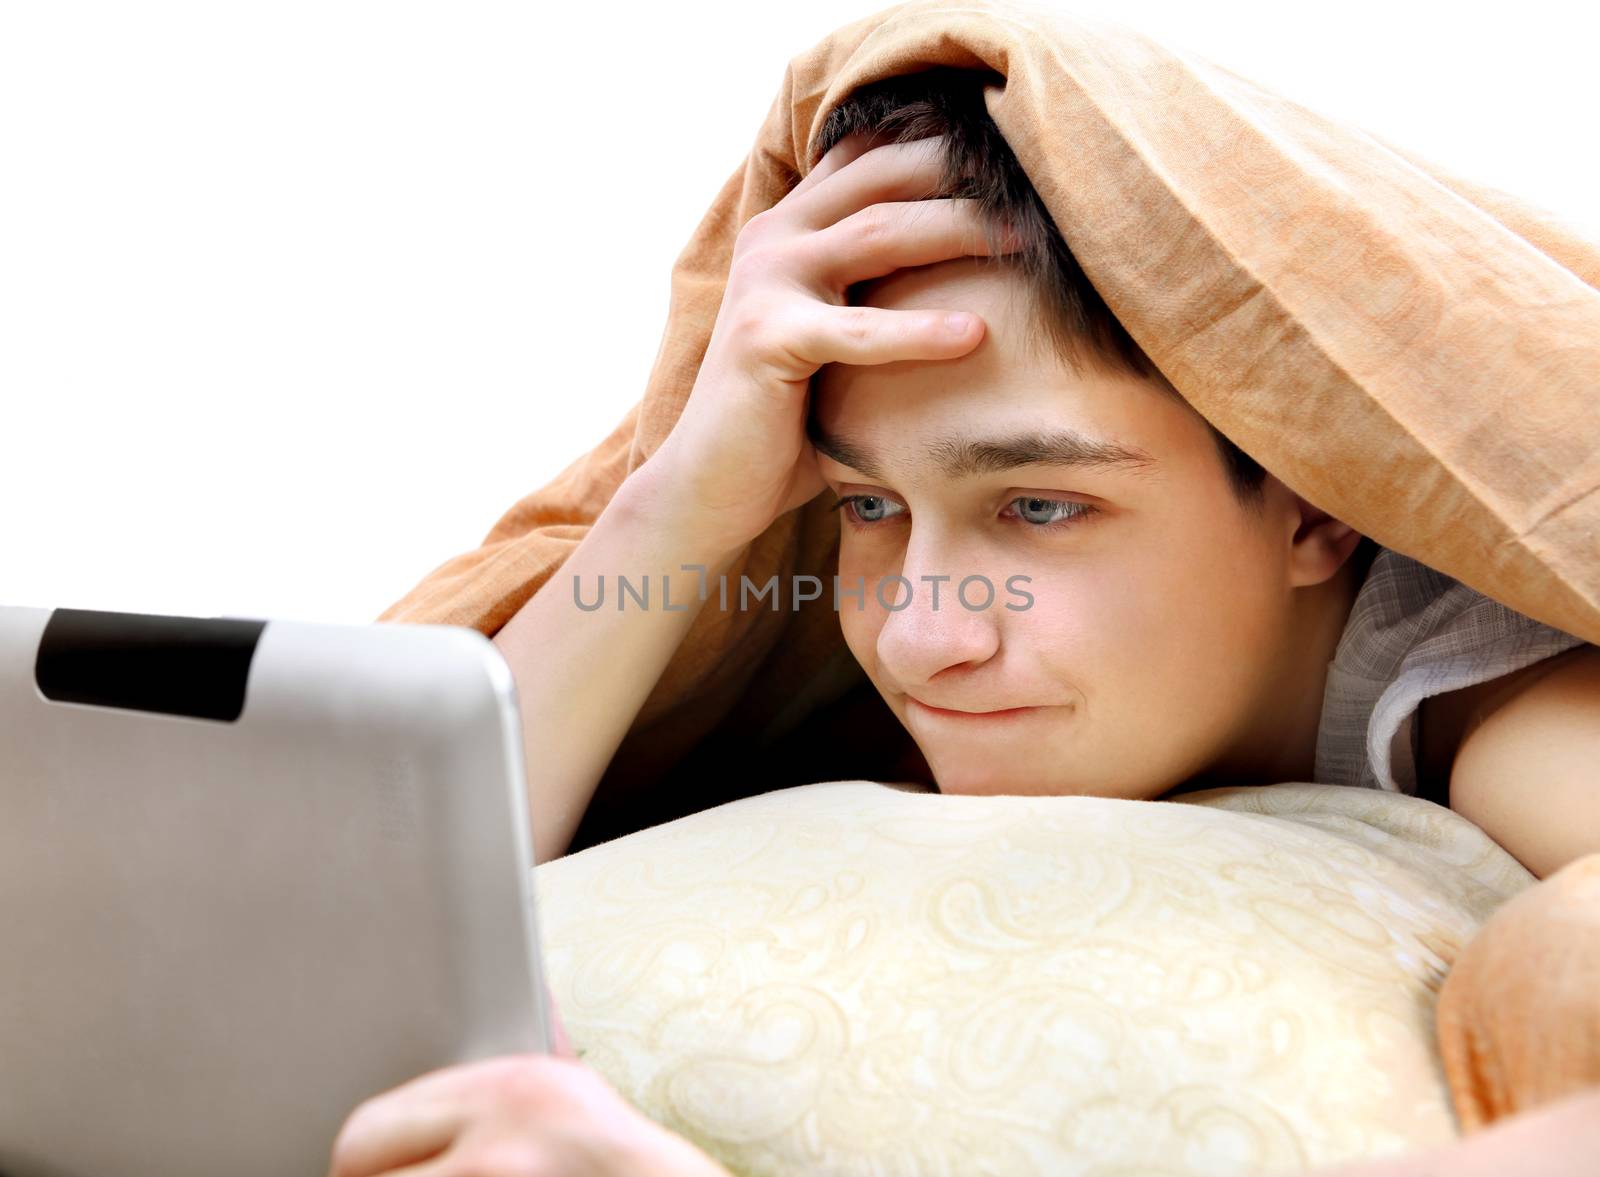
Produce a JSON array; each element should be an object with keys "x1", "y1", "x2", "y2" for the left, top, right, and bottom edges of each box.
[{"x1": 906, "y1": 696, "x2": 1041, "y2": 719}]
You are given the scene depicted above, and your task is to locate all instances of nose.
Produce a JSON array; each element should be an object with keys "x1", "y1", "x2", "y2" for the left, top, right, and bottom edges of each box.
[{"x1": 874, "y1": 531, "x2": 1002, "y2": 687}]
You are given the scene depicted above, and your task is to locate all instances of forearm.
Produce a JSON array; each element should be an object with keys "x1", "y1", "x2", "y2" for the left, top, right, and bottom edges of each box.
[{"x1": 492, "y1": 467, "x2": 745, "y2": 864}]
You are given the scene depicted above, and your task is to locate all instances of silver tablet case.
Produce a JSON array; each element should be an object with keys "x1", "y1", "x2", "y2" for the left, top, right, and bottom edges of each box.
[{"x1": 0, "y1": 606, "x2": 555, "y2": 1177}]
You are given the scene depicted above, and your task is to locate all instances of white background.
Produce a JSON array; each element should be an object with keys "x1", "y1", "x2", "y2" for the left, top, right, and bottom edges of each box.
[{"x1": 3, "y1": 0, "x2": 1596, "y2": 624}]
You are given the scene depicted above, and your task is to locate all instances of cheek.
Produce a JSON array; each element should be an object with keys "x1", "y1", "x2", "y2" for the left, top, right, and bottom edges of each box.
[
  {"x1": 1107, "y1": 508, "x2": 1286, "y2": 706},
  {"x1": 835, "y1": 545, "x2": 886, "y2": 671},
  {"x1": 1023, "y1": 514, "x2": 1268, "y2": 698},
  {"x1": 1020, "y1": 569, "x2": 1140, "y2": 681}
]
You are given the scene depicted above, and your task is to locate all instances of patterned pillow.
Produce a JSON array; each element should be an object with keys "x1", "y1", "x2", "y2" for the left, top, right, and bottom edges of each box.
[{"x1": 533, "y1": 780, "x2": 1533, "y2": 1176}]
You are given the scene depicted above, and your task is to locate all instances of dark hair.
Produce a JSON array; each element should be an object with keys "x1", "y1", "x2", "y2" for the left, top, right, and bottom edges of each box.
[{"x1": 812, "y1": 66, "x2": 1275, "y2": 513}]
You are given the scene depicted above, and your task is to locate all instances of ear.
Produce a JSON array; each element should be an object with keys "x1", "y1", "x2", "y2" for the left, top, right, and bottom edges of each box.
[{"x1": 1275, "y1": 479, "x2": 1366, "y2": 588}]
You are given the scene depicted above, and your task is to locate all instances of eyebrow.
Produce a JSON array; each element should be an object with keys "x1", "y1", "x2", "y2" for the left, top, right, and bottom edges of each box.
[{"x1": 805, "y1": 417, "x2": 1159, "y2": 481}]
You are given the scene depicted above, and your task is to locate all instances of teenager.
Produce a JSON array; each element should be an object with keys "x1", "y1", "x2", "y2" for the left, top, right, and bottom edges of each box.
[{"x1": 328, "y1": 67, "x2": 1599, "y2": 1177}]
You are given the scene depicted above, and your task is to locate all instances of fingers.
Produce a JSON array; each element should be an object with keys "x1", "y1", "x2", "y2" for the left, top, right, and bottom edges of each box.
[
  {"x1": 804, "y1": 196, "x2": 1017, "y2": 290},
  {"x1": 788, "y1": 302, "x2": 985, "y2": 368},
  {"x1": 786, "y1": 127, "x2": 903, "y2": 201},
  {"x1": 787, "y1": 133, "x2": 948, "y2": 228},
  {"x1": 769, "y1": 137, "x2": 1025, "y2": 293},
  {"x1": 326, "y1": 1055, "x2": 582, "y2": 1177},
  {"x1": 326, "y1": 1096, "x2": 465, "y2": 1177}
]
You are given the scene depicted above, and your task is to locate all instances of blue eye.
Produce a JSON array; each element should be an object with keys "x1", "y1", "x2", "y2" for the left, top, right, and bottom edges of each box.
[
  {"x1": 827, "y1": 494, "x2": 1098, "y2": 531},
  {"x1": 1006, "y1": 496, "x2": 1097, "y2": 528},
  {"x1": 829, "y1": 494, "x2": 905, "y2": 526}
]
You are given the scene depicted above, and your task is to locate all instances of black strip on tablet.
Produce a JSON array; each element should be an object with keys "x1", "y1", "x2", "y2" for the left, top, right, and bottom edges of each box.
[{"x1": 34, "y1": 608, "x2": 268, "y2": 722}]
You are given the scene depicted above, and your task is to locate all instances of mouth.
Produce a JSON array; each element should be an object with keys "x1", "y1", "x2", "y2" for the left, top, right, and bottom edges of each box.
[{"x1": 906, "y1": 697, "x2": 1044, "y2": 721}]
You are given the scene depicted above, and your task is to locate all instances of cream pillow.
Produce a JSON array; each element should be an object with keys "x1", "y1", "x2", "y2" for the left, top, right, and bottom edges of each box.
[{"x1": 534, "y1": 781, "x2": 1533, "y2": 1176}]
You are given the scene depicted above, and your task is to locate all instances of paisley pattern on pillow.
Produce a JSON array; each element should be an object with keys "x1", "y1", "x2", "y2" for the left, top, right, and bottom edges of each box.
[{"x1": 533, "y1": 781, "x2": 1533, "y2": 1176}]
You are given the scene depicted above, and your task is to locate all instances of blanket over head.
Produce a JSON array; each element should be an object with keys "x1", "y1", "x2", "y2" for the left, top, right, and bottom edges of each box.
[{"x1": 377, "y1": 0, "x2": 1600, "y2": 845}]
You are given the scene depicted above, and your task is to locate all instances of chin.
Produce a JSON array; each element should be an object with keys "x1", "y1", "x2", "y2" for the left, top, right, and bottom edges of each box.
[
  {"x1": 927, "y1": 758, "x2": 1167, "y2": 801},
  {"x1": 925, "y1": 762, "x2": 1067, "y2": 798}
]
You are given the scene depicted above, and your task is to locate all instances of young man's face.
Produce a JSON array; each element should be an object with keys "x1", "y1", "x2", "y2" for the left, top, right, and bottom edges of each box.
[{"x1": 808, "y1": 257, "x2": 1321, "y2": 801}]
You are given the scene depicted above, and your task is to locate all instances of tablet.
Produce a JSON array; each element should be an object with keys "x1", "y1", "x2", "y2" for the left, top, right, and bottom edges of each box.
[{"x1": 0, "y1": 604, "x2": 556, "y2": 1177}]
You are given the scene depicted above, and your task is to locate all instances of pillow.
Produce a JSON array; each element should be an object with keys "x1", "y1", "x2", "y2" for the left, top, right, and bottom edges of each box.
[{"x1": 533, "y1": 780, "x2": 1534, "y2": 1177}]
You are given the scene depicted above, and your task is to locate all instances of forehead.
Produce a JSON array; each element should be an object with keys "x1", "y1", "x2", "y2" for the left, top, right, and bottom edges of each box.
[{"x1": 809, "y1": 258, "x2": 1206, "y2": 475}]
